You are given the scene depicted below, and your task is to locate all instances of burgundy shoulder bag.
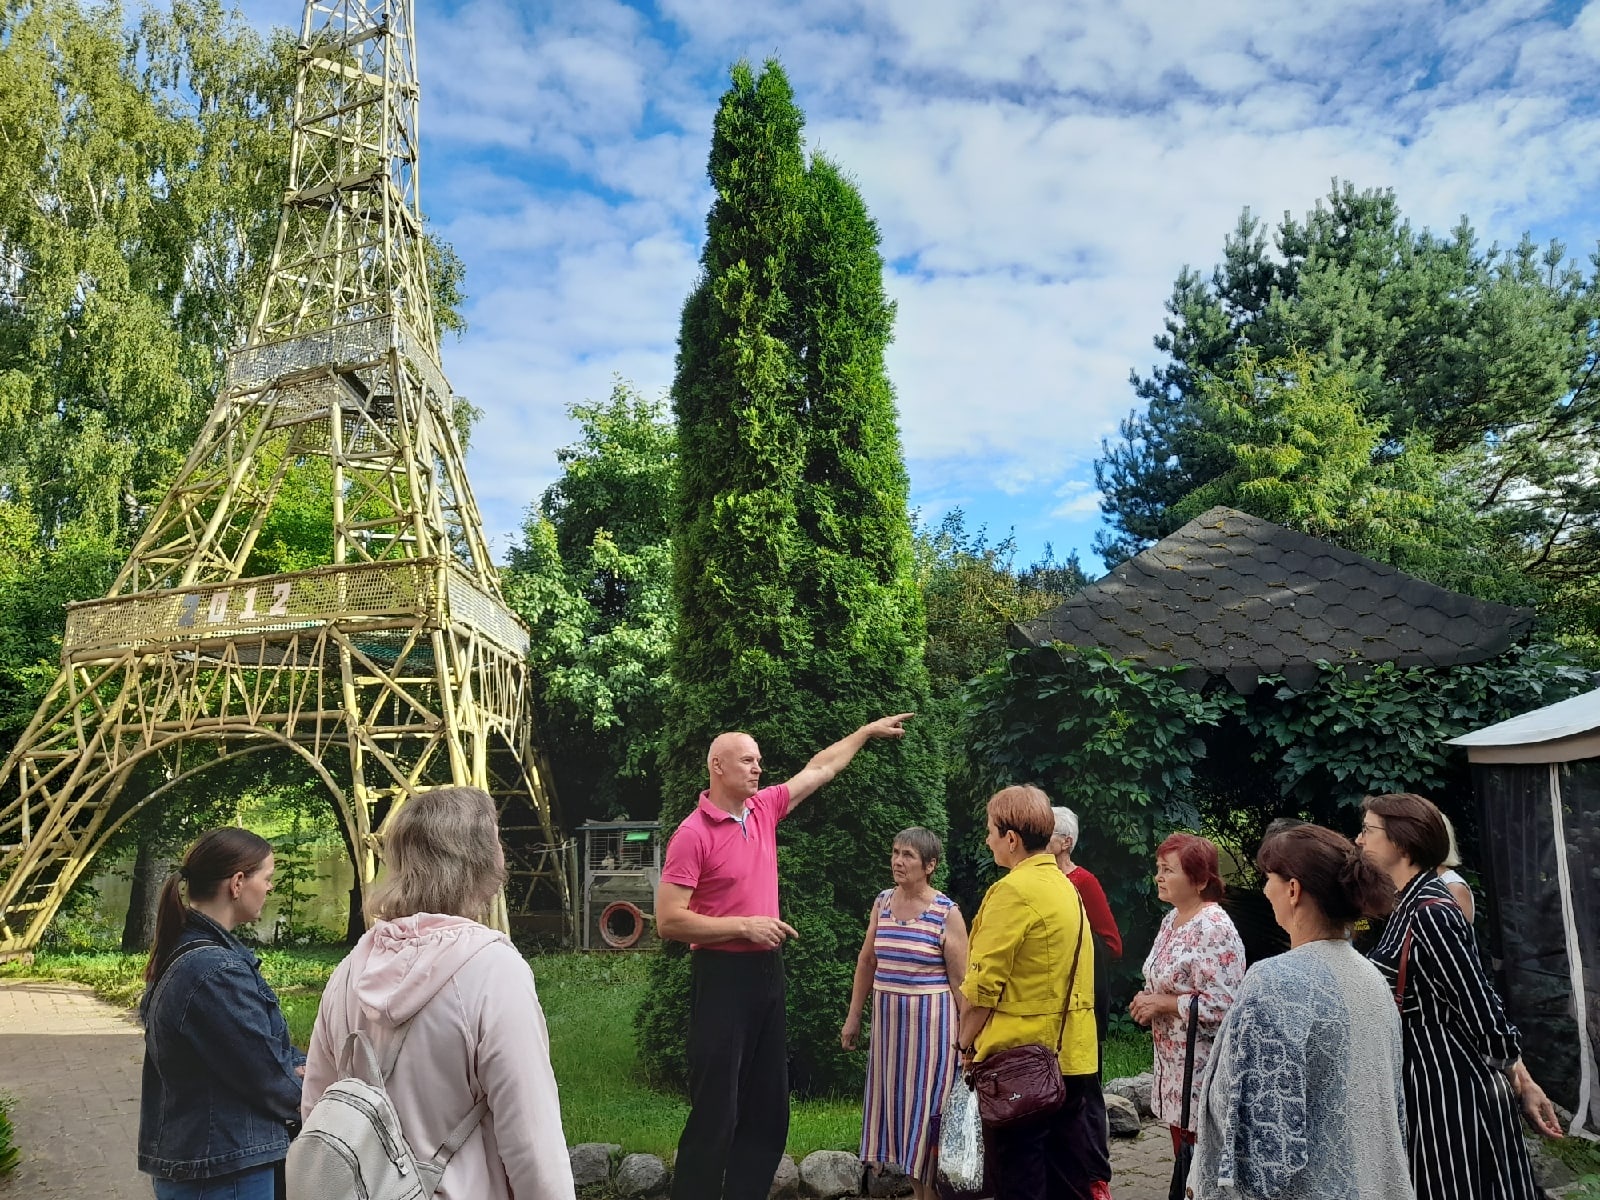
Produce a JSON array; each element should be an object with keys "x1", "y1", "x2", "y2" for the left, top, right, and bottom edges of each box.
[{"x1": 969, "y1": 889, "x2": 1088, "y2": 1128}]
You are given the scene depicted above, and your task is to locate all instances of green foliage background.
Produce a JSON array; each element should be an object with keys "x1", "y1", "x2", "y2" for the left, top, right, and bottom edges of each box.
[
  {"x1": 964, "y1": 643, "x2": 1593, "y2": 998},
  {"x1": 0, "y1": 1090, "x2": 16, "y2": 1176},
  {"x1": 503, "y1": 384, "x2": 677, "y2": 826},
  {"x1": 635, "y1": 60, "x2": 942, "y2": 1097}
]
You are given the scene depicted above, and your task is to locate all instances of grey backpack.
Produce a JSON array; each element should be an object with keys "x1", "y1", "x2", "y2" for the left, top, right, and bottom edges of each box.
[{"x1": 285, "y1": 1022, "x2": 487, "y2": 1200}]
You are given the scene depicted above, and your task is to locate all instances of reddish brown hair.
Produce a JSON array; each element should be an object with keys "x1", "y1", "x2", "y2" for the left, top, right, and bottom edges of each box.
[
  {"x1": 987, "y1": 785, "x2": 1055, "y2": 852},
  {"x1": 1362, "y1": 793, "x2": 1450, "y2": 870},
  {"x1": 1257, "y1": 824, "x2": 1395, "y2": 923},
  {"x1": 1156, "y1": 832, "x2": 1225, "y2": 901}
]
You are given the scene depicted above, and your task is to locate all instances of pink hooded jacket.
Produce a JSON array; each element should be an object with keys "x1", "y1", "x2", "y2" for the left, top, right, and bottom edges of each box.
[{"x1": 301, "y1": 914, "x2": 576, "y2": 1200}]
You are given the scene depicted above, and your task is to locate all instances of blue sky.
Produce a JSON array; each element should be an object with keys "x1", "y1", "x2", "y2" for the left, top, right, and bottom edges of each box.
[{"x1": 246, "y1": 0, "x2": 1600, "y2": 572}]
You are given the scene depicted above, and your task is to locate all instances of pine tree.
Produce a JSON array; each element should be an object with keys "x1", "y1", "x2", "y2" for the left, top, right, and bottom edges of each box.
[
  {"x1": 636, "y1": 61, "x2": 942, "y2": 1096},
  {"x1": 1093, "y1": 182, "x2": 1600, "y2": 646}
]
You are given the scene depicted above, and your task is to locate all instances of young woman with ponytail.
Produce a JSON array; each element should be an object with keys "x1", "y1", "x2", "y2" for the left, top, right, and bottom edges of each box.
[
  {"x1": 1188, "y1": 824, "x2": 1414, "y2": 1200},
  {"x1": 137, "y1": 827, "x2": 305, "y2": 1199}
]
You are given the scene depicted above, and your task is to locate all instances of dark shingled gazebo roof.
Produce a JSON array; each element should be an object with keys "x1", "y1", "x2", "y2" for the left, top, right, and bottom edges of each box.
[{"x1": 1013, "y1": 506, "x2": 1535, "y2": 694}]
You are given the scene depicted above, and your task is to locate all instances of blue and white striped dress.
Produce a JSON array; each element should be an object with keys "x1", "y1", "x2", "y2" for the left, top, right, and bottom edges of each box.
[{"x1": 860, "y1": 889, "x2": 958, "y2": 1182}]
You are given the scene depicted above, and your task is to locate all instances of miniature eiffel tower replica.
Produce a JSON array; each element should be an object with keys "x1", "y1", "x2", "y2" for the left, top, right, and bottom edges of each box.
[{"x1": 0, "y1": 0, "x2": 568, "y2": 956}]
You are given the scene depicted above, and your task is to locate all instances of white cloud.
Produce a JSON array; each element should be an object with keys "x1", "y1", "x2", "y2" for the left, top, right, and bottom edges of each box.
[
  {"x1": 1050, "y1": 480, "x2": 1104, "y2": 520},
  {"x1": 233, "y1": 0, "x2": 1600, "y2": 559}
]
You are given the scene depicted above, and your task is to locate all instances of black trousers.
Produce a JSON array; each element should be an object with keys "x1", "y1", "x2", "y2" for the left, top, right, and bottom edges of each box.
[
  {"x1": 1080, "y1": 1078, "x2": 1112, "y2": 1186},
  {"x1": 986, "y1": 1073, "x2": 1102, "y2": 1200},
  {"x1": 669, "y1": 949, "x2": 789, "y2": 1200}
]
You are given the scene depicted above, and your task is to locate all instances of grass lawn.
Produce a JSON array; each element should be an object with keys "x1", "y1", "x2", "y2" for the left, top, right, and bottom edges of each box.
[{"x1": 1, "y1": 947, "x2": 1155, "y2": 1160}]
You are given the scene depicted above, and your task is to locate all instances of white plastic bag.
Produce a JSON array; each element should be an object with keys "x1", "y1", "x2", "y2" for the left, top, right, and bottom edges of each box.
[{"x1": 935, "y1": 1073, "x2": 984, "y2": 1198}]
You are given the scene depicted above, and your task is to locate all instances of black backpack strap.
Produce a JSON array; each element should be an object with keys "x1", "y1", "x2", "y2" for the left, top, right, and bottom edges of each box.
[{"x1": 1178, "y1": 998, "x2": 1200, "y2": 1132}]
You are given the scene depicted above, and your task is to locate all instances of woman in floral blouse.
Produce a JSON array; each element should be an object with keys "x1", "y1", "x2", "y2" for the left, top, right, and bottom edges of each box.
[{"x1": 1129, "y1": 833, "x2": 1246, "y2": 1188}]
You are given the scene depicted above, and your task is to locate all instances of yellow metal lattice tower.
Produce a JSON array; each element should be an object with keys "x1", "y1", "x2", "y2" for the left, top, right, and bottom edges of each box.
[{"x1": 0, "y1": 0, "x2": 568, "y2": 956}]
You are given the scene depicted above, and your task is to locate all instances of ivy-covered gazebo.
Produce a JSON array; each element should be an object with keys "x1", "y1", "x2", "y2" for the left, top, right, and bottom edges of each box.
[{"x1": 1014, "y1": 506, "x2": 1533, "y2": 691}]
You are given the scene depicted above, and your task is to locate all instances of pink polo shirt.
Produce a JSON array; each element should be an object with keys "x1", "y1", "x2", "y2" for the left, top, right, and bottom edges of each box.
[{"x1": 660, "y1": 783, "x2": 790, "y2": 953}]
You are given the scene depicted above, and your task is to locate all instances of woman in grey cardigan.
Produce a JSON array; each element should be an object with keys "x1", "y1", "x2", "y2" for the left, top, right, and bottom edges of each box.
[{"x1": 1190, "y1": 824, "x2": 1413, "y2": 1200}]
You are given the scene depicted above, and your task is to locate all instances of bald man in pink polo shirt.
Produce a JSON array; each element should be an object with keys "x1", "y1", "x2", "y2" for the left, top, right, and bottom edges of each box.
[{"x1": 658, "y1": 714, "x2": 912, "y2": 1200}]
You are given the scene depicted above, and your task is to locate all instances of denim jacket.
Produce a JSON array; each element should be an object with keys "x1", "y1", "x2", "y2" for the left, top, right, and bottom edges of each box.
[{"x1": 137, "y1": 910, "x2": 306, "y2": 1180}]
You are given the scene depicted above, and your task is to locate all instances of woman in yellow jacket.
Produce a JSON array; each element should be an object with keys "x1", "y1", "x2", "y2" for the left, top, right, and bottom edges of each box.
[{"x1": 958, "y1": 785, "x2": 1102, "y2": 1200}]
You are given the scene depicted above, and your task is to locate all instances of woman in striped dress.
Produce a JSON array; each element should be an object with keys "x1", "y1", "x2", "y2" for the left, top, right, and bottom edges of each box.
[
  {"x1": 842, "y1": 827, "x2": 969, "y2": 1200},
  {"x1": 1358, "y1": 793, "x2": 1563, "y2": 1200}
]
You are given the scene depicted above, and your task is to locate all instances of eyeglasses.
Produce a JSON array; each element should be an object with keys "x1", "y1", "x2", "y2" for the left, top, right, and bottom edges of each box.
[{"x1": 1359, "y1": 822, "x2": 1385, "y2": 838}]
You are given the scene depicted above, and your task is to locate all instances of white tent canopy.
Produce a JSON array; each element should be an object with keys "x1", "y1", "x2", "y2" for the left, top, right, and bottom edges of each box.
[
  {"x1": 1448, "y1": 687, "x2": 1600, "y2": 762},
  {"x1": 1450, "y1": 686, "x2": 1600, "y2": 1138}
]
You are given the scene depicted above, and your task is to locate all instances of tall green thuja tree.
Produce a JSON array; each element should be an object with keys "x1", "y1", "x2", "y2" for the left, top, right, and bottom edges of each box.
[
  {"x1": 778, "y1": 156, "x2": 942, "y2": 1092},
  {"x1": 636, "y1": 61, "x2": 941, "y2": 1096},
  {"x1": 634, "y1": 59, "x2": 809, "y2": 1096}
]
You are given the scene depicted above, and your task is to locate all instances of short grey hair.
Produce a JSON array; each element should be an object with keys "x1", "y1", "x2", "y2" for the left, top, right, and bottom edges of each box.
[
  {"x1": 1052, "y1": 805, "x2": 1080, "y2": 849},
  {"x1": 366, "y1": 786, "x2": 506, "y2": 923},
  {"x1": 894, "y1": 826, "x2": 943, "y2": 869}
]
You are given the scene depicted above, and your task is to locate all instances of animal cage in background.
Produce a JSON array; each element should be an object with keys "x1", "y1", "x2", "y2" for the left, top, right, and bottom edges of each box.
[{"x1": 578, "y1": 821, "x2": 661, "y2": 950}]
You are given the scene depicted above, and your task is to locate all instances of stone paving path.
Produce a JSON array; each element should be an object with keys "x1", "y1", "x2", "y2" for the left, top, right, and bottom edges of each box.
[
  {"x1": 1107, "y1": 1124, "x2": 1176, "y2": 1199},
  {"x1": 0, "y1": 979, "x2": 147, "y2": 1199},
  {"x1": 0, "y1": 976, "x2": 1174, "y2": 1199}
]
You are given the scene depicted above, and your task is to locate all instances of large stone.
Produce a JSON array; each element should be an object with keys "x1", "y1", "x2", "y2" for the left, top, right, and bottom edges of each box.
[
  {"x1": 1105, "y1": 1092, "x2": 1142, "y2": 1138},
  {"x1": 799, "y1": 1149, "x2": 863, "y2": 1198},
  {"x1": 569, "y1": 1143, "x2": 619, "y2": 1188},
  {"x1": 1524, "y1": 1133, "x2": 1579, "y2": 1192},
  {"x1": 769, "y1": 1154, "x2": 801, "y2": 1200},
  {"x1": 1105, "y1": 1072, "x2": 1155, "y2": 1118},
  {"x1": 615, "y1": 1152, "x2": 670, "y2": 1197},
  {"x1": 866, "y1": 1162, "x2": 913, "y2": 1196}
]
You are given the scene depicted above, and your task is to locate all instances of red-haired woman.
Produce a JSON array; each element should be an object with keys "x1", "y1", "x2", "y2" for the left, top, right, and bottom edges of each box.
[{"x1": 1129, "y1": 833, "x2": 1245, "y2": 1190}]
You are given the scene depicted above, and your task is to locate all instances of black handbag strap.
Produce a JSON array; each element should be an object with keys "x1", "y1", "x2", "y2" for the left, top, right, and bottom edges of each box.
[{"x1": 1177, "y1": 993, "x2": 1200, "y2": 1133}]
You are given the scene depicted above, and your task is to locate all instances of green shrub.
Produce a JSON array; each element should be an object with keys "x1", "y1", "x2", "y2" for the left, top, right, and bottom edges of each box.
[
  {"x1": 0, "y1": 1091, "x2": 19, "y2": 1175},
  {"x1": 1545, "y1": 1133, "x2": 1600, "y2": 1187},
  {"x1": 963, "y1": 641, "x2": 1592, "y2": 997},
  {"x1": 40, "y1": 878, "x2": 120, "y2": 953}
]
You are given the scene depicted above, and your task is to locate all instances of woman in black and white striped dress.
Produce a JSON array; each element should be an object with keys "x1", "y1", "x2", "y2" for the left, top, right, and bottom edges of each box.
[{"x1": 1357, "y1": 793, "x2": 1562, "y2": 1200}]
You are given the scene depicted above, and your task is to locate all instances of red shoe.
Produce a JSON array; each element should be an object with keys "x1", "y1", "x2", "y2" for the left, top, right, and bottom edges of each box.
[{"x1": 1091, "y1": 1182, "x2": 1112, "y2": 1200}]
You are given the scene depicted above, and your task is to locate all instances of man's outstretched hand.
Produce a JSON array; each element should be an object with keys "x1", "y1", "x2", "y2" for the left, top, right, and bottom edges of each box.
[
  {"x1": 864, "y1": 713, "x2": 914, "y2": 739},
  {"x1": 785, "y1": 714, "x2": 917, "y2": 809}
]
